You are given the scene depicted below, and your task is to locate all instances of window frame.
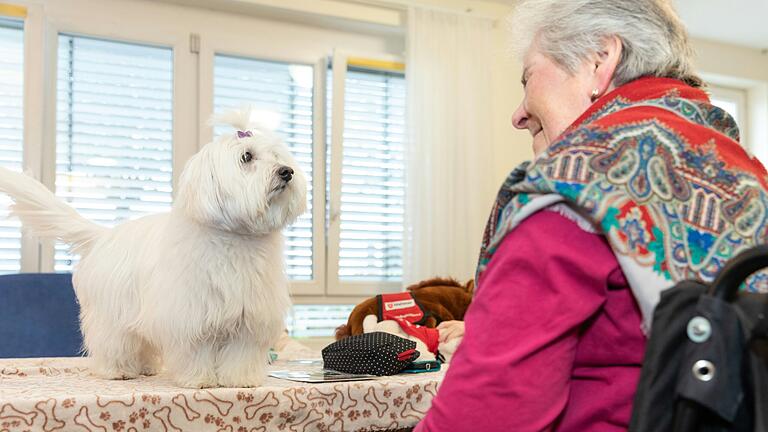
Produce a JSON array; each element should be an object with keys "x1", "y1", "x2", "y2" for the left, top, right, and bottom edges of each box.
[
  {"x1": 326, "y1": 50, "x2": 404, "y2": 296},
  {"x1": 701, "y1": 71, "x2": 768, "y2": 166},
  {"x1": 0, "y1": 3, "x2": 46, "y2": 272},
  {"x1": 51, "y1": 33, "x2": 177, "y2": 271},
  {"x1": 198, "y1": 34, "x2": 329, "y2": 296},
  {"x1": 708, "y1": 84, "x2": 749, "y2": 144},
  {"x1": 0, "y1": 12, "x2": 28, "y2": 272},
  {"x1": 20, "y1": 1, "x2": 196, "y2": 272}
]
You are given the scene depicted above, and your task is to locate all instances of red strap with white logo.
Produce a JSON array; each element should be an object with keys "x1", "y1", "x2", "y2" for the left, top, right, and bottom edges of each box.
[{"x1": 379, "y1": 292, "x2": 425, "y2": 322}]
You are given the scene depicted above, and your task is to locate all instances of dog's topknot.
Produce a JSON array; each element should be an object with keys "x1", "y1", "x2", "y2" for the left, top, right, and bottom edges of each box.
[{"x1": 208, "y1": 106, "x2": 259, "y2": 132}]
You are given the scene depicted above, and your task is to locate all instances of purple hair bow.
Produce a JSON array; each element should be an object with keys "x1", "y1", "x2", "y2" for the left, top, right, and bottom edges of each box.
[{"x1": 237, "y1": 130, "x2": 253, "y2": 138}]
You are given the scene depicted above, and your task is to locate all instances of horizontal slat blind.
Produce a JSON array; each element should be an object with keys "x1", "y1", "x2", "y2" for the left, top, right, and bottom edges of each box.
[
  {"x1": 286, "y1": 304, "x2": 354, "y2": 337},
  {"x1": 0, "y1": 19, "x2": 23, "y2": 273},
  {"x1": 213, "y1": 55, "x2": 314, "y2": 281},
  {"x1": 55, "y1": 35, "x2": 173, "y2": 271},
  {"x1": 338, "y1": 68, "x2": 405, "y2": 281}
]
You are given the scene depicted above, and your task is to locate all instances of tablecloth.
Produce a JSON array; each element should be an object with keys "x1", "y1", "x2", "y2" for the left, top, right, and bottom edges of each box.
[{"x1": 0, "y1": 357, "x2": 446, "y2": 432}]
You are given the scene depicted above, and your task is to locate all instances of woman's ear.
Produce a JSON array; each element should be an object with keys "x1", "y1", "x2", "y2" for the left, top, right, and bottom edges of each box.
[{"x1": 591, "y1": 35, "x2": 623, "y2": 99}]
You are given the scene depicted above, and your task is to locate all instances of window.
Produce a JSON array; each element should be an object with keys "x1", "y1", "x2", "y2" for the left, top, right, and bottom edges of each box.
[
  {"x1": 336, "y1": 66, "x2": 405, "y2": 282},
  {"x1": 0, "y1": 18, "x2": 23, "y2": 273},
  {"x1": 213, "y1": 55, "x2": 314, "y2": 280},
  {"x1": 326, "y1": 55, "x2": 406, "y2": 295},
  {"x1": 709, "y1": 85, "x2": 747, "y2": 141},
  {"x1": 55, "y1": 35, "x2": 173, "y2": 271},
  {"x1": 211, "y1": 53, "x2": 406, "y2": 335}
]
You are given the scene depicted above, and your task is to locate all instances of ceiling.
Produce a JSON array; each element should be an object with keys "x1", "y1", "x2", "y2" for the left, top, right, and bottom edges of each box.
[{"x1": 480, "y1": 0, "x2": 768, "y2": 50}]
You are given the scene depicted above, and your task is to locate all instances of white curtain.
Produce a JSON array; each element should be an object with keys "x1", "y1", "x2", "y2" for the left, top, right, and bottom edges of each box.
[{"x1": 403, "y1": 7, "x2": 497, "y2": 285}]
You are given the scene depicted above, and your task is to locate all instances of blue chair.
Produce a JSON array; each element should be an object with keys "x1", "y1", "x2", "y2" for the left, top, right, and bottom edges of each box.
[{"x1": 0, "y1": 273, "x2": 84, "y2": 358}]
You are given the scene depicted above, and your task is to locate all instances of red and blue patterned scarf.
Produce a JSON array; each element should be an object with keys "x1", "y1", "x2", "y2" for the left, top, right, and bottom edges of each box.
[{"x1": 476, "y1": 77, "x2": 768, "y2": 330}]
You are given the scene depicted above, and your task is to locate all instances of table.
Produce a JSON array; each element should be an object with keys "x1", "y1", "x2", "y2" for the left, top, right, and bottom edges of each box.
[{"x1": 0, "y1": 357, "x2": 446, "y2": 432}]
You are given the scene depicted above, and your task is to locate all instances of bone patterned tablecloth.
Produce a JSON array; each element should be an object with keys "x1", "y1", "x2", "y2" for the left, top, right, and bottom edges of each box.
[{"x1": 0, "y1": 357, "x2": 446, "y2": 432}]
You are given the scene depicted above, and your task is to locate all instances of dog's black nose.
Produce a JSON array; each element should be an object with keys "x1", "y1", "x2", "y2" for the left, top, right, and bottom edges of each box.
[{"x1": 278, "y1": 166, "x2": 294, "y2": 182}]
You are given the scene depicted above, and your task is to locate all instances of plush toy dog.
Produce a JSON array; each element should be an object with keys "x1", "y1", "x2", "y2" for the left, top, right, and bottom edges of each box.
[
  {"x1": 362, "y1": 314, "x2": 436, "y2": 361},
  {"x1": 361, "y1": 314, "x2": 464, "y2": 363},
  {"x1": 335, "y1": 277, "x2": 474, "y2": 339}
]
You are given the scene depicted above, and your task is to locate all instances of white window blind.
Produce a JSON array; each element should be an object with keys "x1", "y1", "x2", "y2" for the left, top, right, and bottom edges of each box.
[
  {"x1": 55, "y1": 35, "x2": 173, "y2": 271},
  {"x1": 286, "y1": 304, "x2": 354, "y2": 338},
  {"x1": 337, "y1": 67, "x2": 405, "y2": 282},
  {"x1": 0, "y1": 19, "x2": 23, "y2": 273},
  {"x1": 213, "y1": 55, "x2": 314, "y2": 281}
]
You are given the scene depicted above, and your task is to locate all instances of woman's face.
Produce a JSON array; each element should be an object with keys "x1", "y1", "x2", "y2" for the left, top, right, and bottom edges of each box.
[{"x1": 511, "y1": 47, "x2": 596, "y2": 156}]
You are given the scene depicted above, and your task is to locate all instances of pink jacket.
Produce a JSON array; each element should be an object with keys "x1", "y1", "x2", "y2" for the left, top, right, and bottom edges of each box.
[{"x1": 415, "y1": 210, "x2": 647, "y2": 431}]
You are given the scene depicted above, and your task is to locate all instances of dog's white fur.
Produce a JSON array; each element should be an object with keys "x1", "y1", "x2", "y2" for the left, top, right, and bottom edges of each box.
[{"x1": 0, "y1": 108, "x2": 307, "y2": 388}]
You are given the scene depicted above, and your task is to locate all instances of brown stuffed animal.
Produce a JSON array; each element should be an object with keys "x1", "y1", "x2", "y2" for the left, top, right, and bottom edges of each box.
[{"x1": 335, "y1": 277, "x2": 474, "y2": 339}]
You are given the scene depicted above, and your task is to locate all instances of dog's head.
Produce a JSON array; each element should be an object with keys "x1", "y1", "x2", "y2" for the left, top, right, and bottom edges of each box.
[{"x1": 175, "y1": 108, "x2": 308, "y2": 235}]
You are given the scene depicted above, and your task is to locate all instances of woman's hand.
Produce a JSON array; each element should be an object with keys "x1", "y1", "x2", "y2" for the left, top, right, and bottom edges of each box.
[{"x1": 437, "y1": 320, "x2": 465, "y2": 343}]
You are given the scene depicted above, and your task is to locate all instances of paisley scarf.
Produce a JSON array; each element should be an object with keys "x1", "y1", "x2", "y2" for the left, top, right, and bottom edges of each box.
[{"x1": 476, "y1": 77, "x2": 768, "y2": 330}]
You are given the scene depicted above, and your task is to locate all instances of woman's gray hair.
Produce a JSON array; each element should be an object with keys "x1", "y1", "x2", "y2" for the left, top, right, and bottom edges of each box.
[{"x1": 508, "y1": 0, "x2": 703, "y2": 88}]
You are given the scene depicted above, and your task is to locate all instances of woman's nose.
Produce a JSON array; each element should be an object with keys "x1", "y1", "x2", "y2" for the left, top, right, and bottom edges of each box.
[{"x1": 511, "y1": 103, "x2": 529, "y2": 130}]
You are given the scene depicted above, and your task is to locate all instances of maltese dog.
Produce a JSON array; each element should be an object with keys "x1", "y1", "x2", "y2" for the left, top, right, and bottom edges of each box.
[{"x1": 0, "y1": 108, "x2": 307, "y2": 388}]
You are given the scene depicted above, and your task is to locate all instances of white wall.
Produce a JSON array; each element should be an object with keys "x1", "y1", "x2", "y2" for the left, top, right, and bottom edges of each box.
[
  {"x1": 692, "y1": 37, "x2": 768, "y2": 164},
  {"x1": 693, "y1": 38, "x2": 768, "y2": 82}
]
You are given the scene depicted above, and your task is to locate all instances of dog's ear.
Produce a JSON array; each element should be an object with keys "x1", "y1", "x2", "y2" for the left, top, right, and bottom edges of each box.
[
  {"x1": 175, "y1": 150, "x2": 228, "y2": 227},
  {"x1": 464, "y1": 279, "x2": 475, "y2": 296}
]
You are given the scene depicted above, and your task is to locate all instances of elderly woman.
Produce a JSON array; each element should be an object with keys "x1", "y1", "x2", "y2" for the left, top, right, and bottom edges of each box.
[{"x1": 415, "y1": 0, "x2": 768, "y2": 431}]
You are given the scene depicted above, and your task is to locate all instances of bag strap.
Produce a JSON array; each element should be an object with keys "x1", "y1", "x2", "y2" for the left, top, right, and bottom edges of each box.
[{"x1": 709, "y1": 245, "x2": 768, "y2": 302}]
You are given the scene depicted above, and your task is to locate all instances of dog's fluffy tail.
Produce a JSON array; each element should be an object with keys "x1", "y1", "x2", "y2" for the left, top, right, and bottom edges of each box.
[{"x1": 0, "y1": 167, "x2": 107, "y2": 254}]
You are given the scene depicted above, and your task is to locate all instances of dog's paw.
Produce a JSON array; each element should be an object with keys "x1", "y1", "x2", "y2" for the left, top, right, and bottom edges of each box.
[
  {"x1": 217, "y1": 378, "x2": 263, "y2": 388},
  {"x1": 92, "y1": 368, "x2": 140, "y2": 381},
  {"x1": 174, "y1": 371, "x2": 218, "y2": 389},
  {"x1": 175, "y1": 378, "x2": 218, "y2": 388},
  {"x1": 141, "y1": 365, "x2": 160, "y2": 376},
  {"x1": 216, "y1": 373, "x2": 265, "y2": 388}
]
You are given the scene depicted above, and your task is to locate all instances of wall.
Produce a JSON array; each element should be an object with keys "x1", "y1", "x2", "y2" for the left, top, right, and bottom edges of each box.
[{"x1": 692, "y1": 37, "x2": 768, "y2": 163}]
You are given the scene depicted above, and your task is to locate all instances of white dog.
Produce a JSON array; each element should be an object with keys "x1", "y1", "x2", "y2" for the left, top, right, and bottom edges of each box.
[{"x1": 0, "y1": 108, "x2": 307, "y2": 388}]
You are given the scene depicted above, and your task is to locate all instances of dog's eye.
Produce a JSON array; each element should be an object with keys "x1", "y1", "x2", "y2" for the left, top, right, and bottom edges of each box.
[{"x1": 241, "y1": 152, "x2": 253, "y2": 164}]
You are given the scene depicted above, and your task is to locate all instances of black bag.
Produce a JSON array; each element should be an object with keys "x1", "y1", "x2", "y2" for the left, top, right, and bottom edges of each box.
[
  {"x1": 630, "y1": 246, "x2": 768, "y2": 432},
  {"x1": 322, "y1": 332, "x2": 421, "y2": 376}
]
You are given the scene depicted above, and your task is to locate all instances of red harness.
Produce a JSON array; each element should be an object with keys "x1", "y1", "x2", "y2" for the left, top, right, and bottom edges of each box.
[{"x1": 377, "y1": 292, "x2": 440, "y2": 355}]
